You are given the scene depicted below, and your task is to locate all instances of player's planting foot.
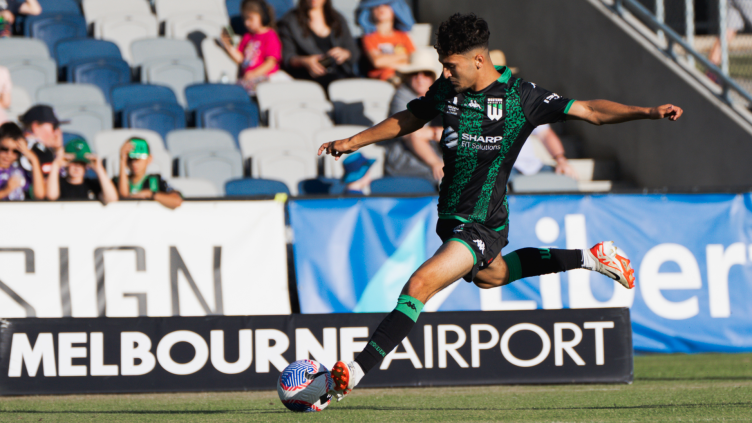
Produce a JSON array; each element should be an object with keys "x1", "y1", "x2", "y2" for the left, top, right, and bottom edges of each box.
[
  {"x1": 585, "y1": 241, "x2": 635, "y2": 289},
  {"x1": 328, "y1": 361, "x2": 363, "y2": 402}
]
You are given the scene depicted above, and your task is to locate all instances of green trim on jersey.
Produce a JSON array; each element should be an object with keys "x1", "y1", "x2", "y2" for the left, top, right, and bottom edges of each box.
[
  {"x1": 439, "y1": 213, "x2": 508, "y2": 231},
  {"x1": 448, "y1": 238, "x2": 477, "y2": 265},
  {"x1": 469, "y1": 79, "x2": 526, "y2": 224},
  {"x1": 442, "y1": 92, "x2": 486, "y2": 214},
  {"x1": 496, "y1": 66, "x2": 512, "y2": 84},
  {"x1": 564, "y1": 99, "x2": 576, "y2": 114}
]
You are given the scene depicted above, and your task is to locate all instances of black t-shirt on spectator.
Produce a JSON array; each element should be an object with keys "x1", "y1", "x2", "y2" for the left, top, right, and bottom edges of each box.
[{"x1": 60, "y1": 178, "x2": 102, "y2": 200}]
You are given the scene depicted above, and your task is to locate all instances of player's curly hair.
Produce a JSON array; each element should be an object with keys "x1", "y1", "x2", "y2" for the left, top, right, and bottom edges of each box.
[{"x1": 435, "y1": 13, "x2": 490, "y2": 56}]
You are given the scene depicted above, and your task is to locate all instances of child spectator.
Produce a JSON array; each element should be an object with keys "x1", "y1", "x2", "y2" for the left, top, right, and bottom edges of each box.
[
  {"x1": 359, "y1": 0, "x2": 415, "y2": 82},
  {"x1": 341, "y1": 152, "x2": 375, "y2": 195},
  {"x1": 0, "y1": 0, "x2": 41, "y2": 37},
  {"x1": 46, "y1": 138, "x2": 118, "y2": 204},
  {"x1": 20, "y1": 105, "x2": 66, "y2": 177},
  {"x1": 114, "y1": 138, "x2": 183, "y2": 209},
  {"x1": 221, "y1": 0, "x2": 282, "y2": 95},
  {"x1": 0, "y1": 121, "x2": 44, "y2": 200}
]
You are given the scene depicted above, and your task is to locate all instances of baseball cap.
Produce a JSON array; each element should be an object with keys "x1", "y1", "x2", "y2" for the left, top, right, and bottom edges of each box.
[
  {"x1": 128, "y1": 138, "x2": 150, "y2": 159},
  {"x1": 64, "y1": 138, "x2": 91, "y2": 164},
  {"x1": 20, "y1": 105, "x2": 70, "y2": 128}
]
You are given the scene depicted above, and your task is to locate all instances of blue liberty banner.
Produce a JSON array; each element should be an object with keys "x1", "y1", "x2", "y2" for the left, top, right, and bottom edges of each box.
[{"x1": 289, "y1": 194, "x2": 752, "y2": 353}]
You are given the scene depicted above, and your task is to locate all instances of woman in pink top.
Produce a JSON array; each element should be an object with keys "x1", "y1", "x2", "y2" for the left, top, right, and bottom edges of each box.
[{"x1": 221, "y1": 0, "x2": 282, "y2": 95}]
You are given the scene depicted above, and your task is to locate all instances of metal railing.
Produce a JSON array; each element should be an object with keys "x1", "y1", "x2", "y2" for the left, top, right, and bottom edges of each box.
[{"x1": 609, "y1": 0, "x2": 752, "y2": 107}]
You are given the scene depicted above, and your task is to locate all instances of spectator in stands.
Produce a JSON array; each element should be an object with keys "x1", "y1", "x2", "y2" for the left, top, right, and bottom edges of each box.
[
  {"x1": 279, "y1": 0, "x2": 359, "y2": 89},
  {"x1": 510, "y1": 125, "x2": 578, "y2": 183},
  {"x1": 0, "y1": 66, "x2": 11, "y2": 124},
  {"x1": 709, "y1": 0, "x2": 752, "y2": 80},
  {"x1": 358, "y1": 0, "x2": 415, "y2": 83},
  {"x1": 46, "y1": 138, "x2": 118, "y2": 204},
  {"x1": 221, "y1": 0, "x2": 284, "y2": 95},
  {"x1": 382, "y1": 49, "x2": 444, "y2": 182},
  {"x1": 20, "y1": 105, "x2": 65, "y2": 178},
  {"x1": 0, "y1": 122, "x2": 44, "y2": 200},
  {"x1": 0, "y1": 0, "x2": 41, "y2": 37},
  {"x1": 342, "y1": 151, "x2": 375, "y2": 195},
  {"x1": 114, "y1": 138, "x2": 183, "y2": 209}
]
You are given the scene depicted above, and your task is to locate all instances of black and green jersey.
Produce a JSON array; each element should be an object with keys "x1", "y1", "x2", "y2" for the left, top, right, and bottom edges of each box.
[{"x1": 407, "y1": 66, "x2": 575, "y2": 230}]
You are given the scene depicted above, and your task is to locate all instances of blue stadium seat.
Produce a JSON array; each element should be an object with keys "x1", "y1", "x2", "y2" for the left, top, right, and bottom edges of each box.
[
  {"x1": 67, "y1": 58, "x2": 131, "y2": 104},
  {"x1": 298, "y1": 178, "x2": 346, "y2": 196},
  {"x1": 63, "y1": 132, "x2": 86, "y2": 145},
  {"x1": 24, "y1": 14, "x2": 87, "y2": 57},
  {"x1": 370, "y1": 176, "x2": 437, "y2": 195},
  {"x1": 38, "y1": 0, "x2": 82, "y2": 14},
  {"x1": 195, "y1": 102, "x2": 259, "y2": 147},
  {"x1": 111, "y1": 84, "x2": 180, "y2": 126},
  {"x1": 225, "y1": 178, "x2": 290, "y2": 197},
  {"x1": 123, "y1": 103, "x2": 187, "y2": 143},
  {"x1": 185, "y1": 83, "x2": 251, "y2": 111},
  {"x1": 56, "y1": 39, "x2": 122, "y2": 71}
]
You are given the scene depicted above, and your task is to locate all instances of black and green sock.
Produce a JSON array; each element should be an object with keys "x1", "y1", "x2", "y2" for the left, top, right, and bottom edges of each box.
[
  {"x1": 354, "y1": 294, "x2": 424, "y2": 374},
  {"x1": 504, "y1": 248, "x2": 583, "y2": 283}
]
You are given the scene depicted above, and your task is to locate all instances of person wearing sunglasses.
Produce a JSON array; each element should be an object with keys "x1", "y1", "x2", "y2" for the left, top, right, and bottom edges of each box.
[
  {"x1": 0, "y1": 122, "x2": 44, "y2": 200},
  {"x1": 113, "y1": 138, "x2": 182, "y2": 209}
]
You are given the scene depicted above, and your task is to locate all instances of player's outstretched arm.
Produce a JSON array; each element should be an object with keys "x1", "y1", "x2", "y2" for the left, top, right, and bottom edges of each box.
[
  {"x1": 567, "y1": 100, "x2": 683, "y2": 125},
  {"x1": 318, "y1": 110, "x2": 428, "y2": 160}
]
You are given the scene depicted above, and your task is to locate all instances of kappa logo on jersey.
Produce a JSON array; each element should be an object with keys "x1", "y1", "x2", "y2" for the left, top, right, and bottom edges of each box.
[
  {"x1": 443, "y1": 127, "x2": 459, "y2": 149},
  {"x1": 467, "y1": 100, "x2": 482, "y2": 109},
  {"x1": 462, "y1": 133, "x2": 503, "y2": 144},
  {"x1": 487, "y1": 98, "x2": 504, "y2": 121},
  {"x1": 544, "y1": 93, "x2": 562, "y2": 104},
  {"x1": 529, "y1": 82, "x2": 537, "y2": 89},
  {"x1": 474, "y1": 239, "x2": 486, "y2": 255}
]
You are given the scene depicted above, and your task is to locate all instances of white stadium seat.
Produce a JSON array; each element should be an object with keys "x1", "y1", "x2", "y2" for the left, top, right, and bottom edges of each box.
[
  {"x1": 95, "y1": 14, "x2": 159, "y2": 64},
  {"x1": 0, "y1": 38, "x2": 50, "y2": 59},
  {"x1": 83, "y1": 0, "x2": 153, "y2": 24},
  {"x1": 165, "y1": 129, "x2": 237, "y2": 156},
  {"x1": 1, "y1": 58, "x2": 57, "y2": 100},
  {"x1": 131, "y1": 38, "x2": 199, "y2": 66},
  {"x1": 256, "y1": 80, "x2": 332, "y2": 115},
  {"x1": 166, "y1": 177, "x2": 220, "y2": 198},
  {"x1": 252, "y1": 148, "x2": 317, "y2": 196},
  {"x1": 166, "y1": 13, "x2": 226, "y2": 40},
  {"x1": 409, "y1": 23, "x2": 432, "y2": 47},
  {"x1": 177, "y1": 150, "x2": 243, "y2": 192},
  {"x1": 94, "y1": 129, "x2": 172, "y2": 177},
  {"x1": 238, "y1": 128, "x2": 315, "y2": 175},
  {"x1": 328, "y1": 78, "x2": 396, "y2": 125},
  {"x1": 271, "y1": 107, "x2": 333, "y2": 142},
  {"x1": 8, "y1": 86, "x2": 32, "y2": 121},
  {"x1": 36, "y1": 83, "x2": 107, "y2": 106},
  {"x1": 142, "y1": 58, "x2": 206, "y2": 106},
  {"x1": 201, "y1": 37, "x2": 238, "y2": 83},
  {"x1": 155, "y1": 0, "x2": 227, "y2": 21},
  {"x1": 56, "y1": 105, "x2": 114, "y2": 147}
]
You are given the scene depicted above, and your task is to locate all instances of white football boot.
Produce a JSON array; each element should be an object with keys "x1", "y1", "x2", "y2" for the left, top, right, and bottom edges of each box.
[
  {"x1": 328, "y1": 361, "x2": 362, "y2": 402},
  {"x1": 586, "y1": 241, "x2": 635, "y2": 289}
]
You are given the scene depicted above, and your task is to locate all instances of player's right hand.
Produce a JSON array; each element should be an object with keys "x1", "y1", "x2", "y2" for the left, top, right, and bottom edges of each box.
[
  {"x1": 318, "y1": 139, "x2": 355, "y2": 161},
  {"x1": 650, "y1": 104, "x2": 683, "y2": 121}
]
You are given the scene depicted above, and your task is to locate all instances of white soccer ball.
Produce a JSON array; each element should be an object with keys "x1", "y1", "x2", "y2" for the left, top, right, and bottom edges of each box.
[{"x1": 277, "y1": 359, "x2": 334, "y2": 412}]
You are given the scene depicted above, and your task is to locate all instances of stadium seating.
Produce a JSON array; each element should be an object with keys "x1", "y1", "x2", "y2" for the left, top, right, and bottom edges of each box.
[
  {"x1": 83, "y1": 0, "x2": 153, "y2": 24},
  {"x1": 94, "y1": 14, "x2": 159, "y2": 64},
  {"x1": 36, "y1": 83, "x2": 106, "y2": 106},
  {"x1": 37, "y1": 0, "x2": 82, "y2": 14},
  {"x1": 166, "y1": 177, "x2": 220, "y2": 198},
  {"x1": 166, "y1": 13, "x2": 226, "y2": 41},
  {"x1": 55, "y1": 38, "x2": 123, "y2": 72},
  {"x1": 167, "y1": 129, "x2": 242, "y2": 190},
  {"x1": 0, "y1": 38, "x2": 50, "y2": 59},
  {"x1": 200, "y1": 37, "x2": 238, "y2": 84},
  {"x1": 329, "y1": 79, "x2": 396, "y2": 125},
  {"x1": 24, "y1": 14, "x2": 87, "y2": 56},
  {"x1": 63, "y1": 132, "x2": 86, "y2": 145},
  {"x1": 256, "y1": 80, "x2": 332, "y2": 118},
  {"x1": 2, "y1": 59, "x2": 56, "y2": 101},
  {"x1": 155, "y1": 0, "x2": 228, "y2": 22},
  {"x1": 111, "y1": 84, "x2": 180, "y2": 115},
  {"x1": 316, "y1": 126, "x2": 386, "y2": 180},
  {"x1": 298, "y1": 177, "x2": 346, "y2": 196},
  {"x1": 409, "y1": 23, "x2": 432, "y2": 47},
  {"x1": 131, "y1": 38, "x2": 199, "y2": 66},
  {"x1": 94, "y1": 129, "x2": 172, "y2": 176},
  {"x1": 195, "y1": 103, "x2": 259, "y2": 147},
  {"x1": 9, "y1": 86, "x2": 32, "y2": 120},
  {"x1": 55, "y1": 104, "x2": 114, "y2": 148},
  {"x1": 66, "y1": 58, "x2": 131, "y2": 104},
  {"x1": 509, "y1": 173, "x2": 579, "y2": 193},
  {"x1": 122, "y1": 102, "x2": 187, "y2": 142},
  {"x1": 131, "y1": 39, "x2": 205, "y2": 105},
  {"x1": 271, "y1": 107, "x2": 333, "y2": 138},
  {"x1": 370, "y1": 176, "x2": 437, "y2": 195},
  {"x1": 238, "y1": 128, "x2": 313, "y2": 175},
  {"x1": 225, "y1": 178, "x2": 290, "y2": 197},
  {"x1": 185, "y1": 84, "x2": 251, "y2": 111},
  {"x1": 251, "y1": 148, "x2": 316, "y2": 196}
]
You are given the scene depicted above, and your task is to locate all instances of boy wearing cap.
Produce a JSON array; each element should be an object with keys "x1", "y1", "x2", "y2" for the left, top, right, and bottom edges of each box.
[
  {"x1": 341, "y1": 152, "x2": 376, "y2": 194},
  {"x1": 46, "y1": 138, "x2": 118, "y2": 204},
  {"x1": 19, "y1": 105, "x2": 66, "y2": 178},
  {"x1": 114, "y1": 138, "x2": 182, "y2": 209},
  {"x1": 0, "y1": 122, "x2": 44, "y2": 200}
]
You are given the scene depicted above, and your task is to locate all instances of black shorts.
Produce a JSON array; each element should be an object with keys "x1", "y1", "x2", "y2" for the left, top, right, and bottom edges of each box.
[{"x1": 436, "y1": 218, "x2": 510, "y2": 283}]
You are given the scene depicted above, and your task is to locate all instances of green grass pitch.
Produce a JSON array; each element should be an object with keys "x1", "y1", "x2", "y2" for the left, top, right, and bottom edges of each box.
[{"x1": 1, "y1": 353, "x2": 750, "y2": 422}]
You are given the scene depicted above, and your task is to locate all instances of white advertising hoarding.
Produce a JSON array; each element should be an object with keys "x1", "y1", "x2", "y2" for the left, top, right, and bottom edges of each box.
[{"x1": 0, "y1": 200, "x2": 290, "y2": 317}]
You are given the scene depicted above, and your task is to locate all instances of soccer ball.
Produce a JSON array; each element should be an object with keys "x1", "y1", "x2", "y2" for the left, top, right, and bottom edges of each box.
[{"x1": 277, "y1": 359, "x2": 334, "y2": 412}]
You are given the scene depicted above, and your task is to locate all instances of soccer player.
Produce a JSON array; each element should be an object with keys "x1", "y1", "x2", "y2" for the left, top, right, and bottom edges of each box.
[{"x1": 318, "y1": 13, "x2": 683, "y2": 400}]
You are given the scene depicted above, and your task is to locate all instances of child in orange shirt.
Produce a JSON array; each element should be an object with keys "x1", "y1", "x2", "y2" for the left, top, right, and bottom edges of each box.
[{"x1": 361, "y1": 2, "x2": 415, "y2": 82}]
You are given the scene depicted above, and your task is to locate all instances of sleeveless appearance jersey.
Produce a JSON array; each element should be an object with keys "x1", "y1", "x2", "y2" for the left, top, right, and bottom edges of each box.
[{"x1": 407, "y1": 66, "x2": 575, "y2": 230}]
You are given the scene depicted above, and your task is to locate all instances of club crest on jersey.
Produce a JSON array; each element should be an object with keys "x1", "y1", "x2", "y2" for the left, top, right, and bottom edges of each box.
[{"x1": 487, "y1": 98, "x2": 504, "y2": 121}]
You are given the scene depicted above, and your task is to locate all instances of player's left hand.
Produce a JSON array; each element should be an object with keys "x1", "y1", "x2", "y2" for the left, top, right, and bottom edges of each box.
[
  {"x1": 318, "y1": 139, "x2": 355, "y2": 161},
  {"x1": 650, "y1": 104, "x2": 683, "y2": 121}
]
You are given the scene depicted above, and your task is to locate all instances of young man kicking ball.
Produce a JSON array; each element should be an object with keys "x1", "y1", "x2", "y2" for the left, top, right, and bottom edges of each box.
[{"x1": 318, "y1": 13, "x2": 682, "y2": 400}]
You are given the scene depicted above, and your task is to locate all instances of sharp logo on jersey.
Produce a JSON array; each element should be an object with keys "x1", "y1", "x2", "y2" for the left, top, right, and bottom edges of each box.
[
  {"x1": 474, "y1": 239, "x2": 486, "y2": 255},
  {"x1": 544, "y1": 93, "x2": 562, "y2": 104},
  {"x1": 444, "y1": 127, "x2": 459, "y2": 149},
  {"x1": 467, "y1": 100, "x2": 482, "y2": 109},
  {"x1": 462, "y1": 133, "x2": 503, "y2": 144},
  {"x1": 487, "y1": 98, "x2": 504, "y2": 121}
]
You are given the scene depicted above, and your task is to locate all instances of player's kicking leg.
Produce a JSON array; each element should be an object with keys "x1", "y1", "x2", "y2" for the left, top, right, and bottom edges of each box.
[{"x1": 328, "y1": 240, "x2": 635, "y2": 401}]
